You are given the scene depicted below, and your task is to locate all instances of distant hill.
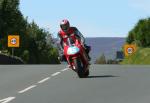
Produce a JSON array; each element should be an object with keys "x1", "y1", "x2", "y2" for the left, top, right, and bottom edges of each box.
[
  {"x1": 54, "y1": 37, "x2": 126, "y2": 63},
  {"x1": 85, "y1": 37, "x2": 126, "y2": 63}
]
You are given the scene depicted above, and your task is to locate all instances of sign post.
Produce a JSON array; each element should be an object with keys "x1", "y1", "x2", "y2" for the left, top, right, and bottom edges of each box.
[
  {"x1": 12, "y1": 48, "x2": 14, "y2": 57},
  {"x1": 8, "y1": 35, "x2": 20, "y2": 57}
]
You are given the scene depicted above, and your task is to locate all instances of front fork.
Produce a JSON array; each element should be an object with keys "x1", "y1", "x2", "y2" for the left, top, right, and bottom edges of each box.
[
  {"x1": 70, "y1": 56, "x2": 79, "y2": 71},
  {"x1": 70, "y1": 56, "x2": 88, "y2": 72}
]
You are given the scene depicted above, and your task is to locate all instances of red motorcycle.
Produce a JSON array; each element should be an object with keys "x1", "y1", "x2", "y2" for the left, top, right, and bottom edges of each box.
[{"x1": 63, "y1": 36, "x2": 90, "y2": 78}]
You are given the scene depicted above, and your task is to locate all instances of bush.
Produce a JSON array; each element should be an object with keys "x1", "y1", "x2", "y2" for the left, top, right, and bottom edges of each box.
[{"x1": 95, "y1": 53, "x2": 107, "y2": 64}]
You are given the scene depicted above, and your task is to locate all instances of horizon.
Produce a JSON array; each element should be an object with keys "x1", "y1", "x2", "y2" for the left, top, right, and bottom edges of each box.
[{"x1": 53, "y1": 37, "x2": 126, "y2": 39}]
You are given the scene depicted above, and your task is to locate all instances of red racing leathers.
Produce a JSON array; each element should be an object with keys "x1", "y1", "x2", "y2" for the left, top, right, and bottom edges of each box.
[{"x1": 57, "y1": 27, "x2": 91, "y2": 61}]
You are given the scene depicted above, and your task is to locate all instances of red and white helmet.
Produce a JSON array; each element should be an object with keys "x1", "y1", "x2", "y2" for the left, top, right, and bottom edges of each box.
[{"x1": 60, "y1": 19, "x2": 70, "y2": 32}]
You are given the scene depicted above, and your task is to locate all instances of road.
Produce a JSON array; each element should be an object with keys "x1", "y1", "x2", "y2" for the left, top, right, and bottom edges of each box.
[{"x1": 0, "y1": 65, "x2": 150, "y2": 103}]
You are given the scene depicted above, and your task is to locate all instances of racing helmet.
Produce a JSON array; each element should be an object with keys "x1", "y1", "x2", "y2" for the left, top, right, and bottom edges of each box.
[{"x1": 60, "y1": 19, "x2": 70, "y2": 32}]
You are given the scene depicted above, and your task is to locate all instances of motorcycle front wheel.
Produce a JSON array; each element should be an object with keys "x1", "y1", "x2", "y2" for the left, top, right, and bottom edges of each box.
[
  {"x1": 73, "y1": 58, "x2": 85, "y2": 78},
  {"x1": 84, "y1": 69, "x2": 89, "y2": 77}
]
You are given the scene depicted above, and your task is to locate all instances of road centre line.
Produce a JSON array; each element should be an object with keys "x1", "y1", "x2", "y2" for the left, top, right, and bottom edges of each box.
[
  {"x1": 19, "y1": 70, "x2": 65, "y2": 93},
  {"x1": 38, "y1": 77, "x2": 50, "y2": 84},
  {"x1": 61, "y1": 68, "x2": 69, "y2": 72},
  {"x1": 0, "y1": 97, "x2": 16, "y2": 103},
  {"x1": 51, "y1": 72, "x2": 61, "y2": 77},
  {"x1": 0, "y1": 68, "x2": 68, "y2": 102},
  {"x1": 18, "y1": 85, "x2": 37, "y2": 94}
]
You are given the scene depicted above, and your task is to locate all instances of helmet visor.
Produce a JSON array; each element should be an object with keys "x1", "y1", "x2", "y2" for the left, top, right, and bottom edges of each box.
[{"x1": 61, "y1": 25, "x2": 69, "y2": 31}]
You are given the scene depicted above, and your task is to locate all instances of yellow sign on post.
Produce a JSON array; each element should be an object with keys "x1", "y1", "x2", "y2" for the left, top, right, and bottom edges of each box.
[
  {"x1": 8, "y1": 35, "x2": 20, "y2": 47},
  {"x1": 124, "y1": 44, "x2": 137, "y2": 56}
]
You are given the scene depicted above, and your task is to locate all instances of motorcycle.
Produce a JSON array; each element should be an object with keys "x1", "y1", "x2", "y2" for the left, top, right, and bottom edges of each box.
[{"x1": 63, "y1": 35, "x2": 90, "y2": 78}]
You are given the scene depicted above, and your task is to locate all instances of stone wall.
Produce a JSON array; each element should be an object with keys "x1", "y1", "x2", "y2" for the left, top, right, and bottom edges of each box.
[{"x1": 0, "y1": 54, "x2": 24, "y2": 64}]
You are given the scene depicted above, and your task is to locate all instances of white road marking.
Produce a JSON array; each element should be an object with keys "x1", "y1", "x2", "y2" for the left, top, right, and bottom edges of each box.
[
  {"x1": 0, "y1": 69, "x2": 68, "y2": 103},
  {"x1": 61, "y1": 68, "x2": 69, "y2": 72},
  {"x1": 0, "y1": 97, "x2": 15, "y2": 103},
  {"x1": 51, "y1": 72, "x2": 61, "y2": 77},
  {"x1": 18, "y1": 85, "x2": 37, "y2": 94},
  {"x1": 38, "y1": 77, "x2": 50, "y2": 84}
]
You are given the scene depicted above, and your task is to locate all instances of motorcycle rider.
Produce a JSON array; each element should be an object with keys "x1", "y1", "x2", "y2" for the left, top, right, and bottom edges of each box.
[{"x1": 57, "y1": 19, "x2": 91, "y2": 64}]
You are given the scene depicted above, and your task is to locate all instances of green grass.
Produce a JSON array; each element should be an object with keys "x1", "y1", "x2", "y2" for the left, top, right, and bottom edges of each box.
[{"x1": 121, "y1": 48, "x2": 150, "y2": 64}]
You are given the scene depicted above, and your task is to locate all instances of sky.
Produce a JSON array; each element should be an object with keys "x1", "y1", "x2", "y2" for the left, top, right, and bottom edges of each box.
[{"x1": 20, "y1": 0, "x2": 150, "y2": 37}]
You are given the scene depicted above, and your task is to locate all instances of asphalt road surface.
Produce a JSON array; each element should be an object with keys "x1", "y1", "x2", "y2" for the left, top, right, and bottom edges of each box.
[{"x1": 0, "y1": 65, "x2": 150, "y2": 103}]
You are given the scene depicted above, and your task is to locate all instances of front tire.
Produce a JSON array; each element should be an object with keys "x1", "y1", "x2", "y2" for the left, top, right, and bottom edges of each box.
[
  {"x1": 74, "y1": 58, "x2": 84, "y2": 78},
  {"x1": 84, "y1": 69, "x2": 89, "y2": 77}
]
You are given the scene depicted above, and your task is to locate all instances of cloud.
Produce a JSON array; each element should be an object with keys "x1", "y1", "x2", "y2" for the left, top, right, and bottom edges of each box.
[{"x1": 129, "y1": 0, "x2": 150, "y2": 13}]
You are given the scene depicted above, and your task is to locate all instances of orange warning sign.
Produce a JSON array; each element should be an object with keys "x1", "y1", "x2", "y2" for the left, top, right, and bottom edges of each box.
[
  {"x1": 124, "y1": 44, "x2": 136, "y2": 56},
  {"x1": 8, "y1": 35, "x2": 20, "y2": 47}
]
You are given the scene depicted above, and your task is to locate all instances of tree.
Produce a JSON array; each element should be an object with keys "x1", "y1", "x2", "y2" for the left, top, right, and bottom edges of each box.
[
  {"x1": 127, "y1": 18, "x2": 150, "y2": 47},
  {"x1": 126, "y1": 31, "x2": 134, "y2": 44},
  {"x1": 0, "y1": 0, "x2": 60, "y2": 64},
  {"x1": 95, "y1": 53, "x2": 107, "y2": 64},
  {"x1": 0, "y1": 0, "x2": 27, "y2": 51}
]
